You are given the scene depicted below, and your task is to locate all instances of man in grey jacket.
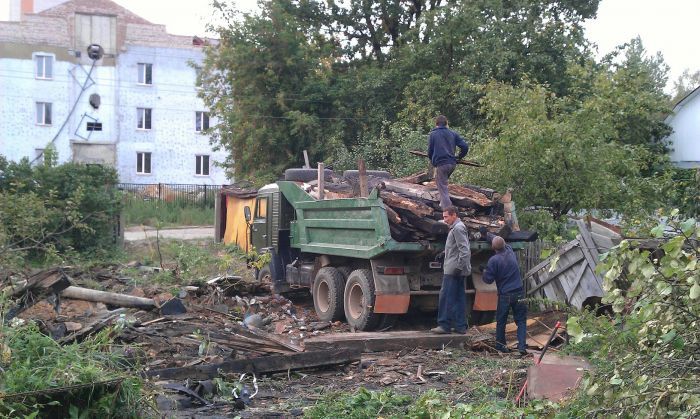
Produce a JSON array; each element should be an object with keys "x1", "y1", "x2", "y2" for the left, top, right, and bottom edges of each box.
[{"x1": 431, "y1": 205, "x2": 471, "y2": 334}]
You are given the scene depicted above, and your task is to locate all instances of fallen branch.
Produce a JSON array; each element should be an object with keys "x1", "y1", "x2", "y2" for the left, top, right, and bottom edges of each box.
[{"x1": 61, "y1": 286, "x2": 156, "y2": 309}]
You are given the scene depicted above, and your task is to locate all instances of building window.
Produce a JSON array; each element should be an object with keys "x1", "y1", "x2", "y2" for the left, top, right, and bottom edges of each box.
[
  {"x1": 87, "y1": 122, "x2": 102, "y2": 131},
  {"x1": 36, "y1": 102, "x2": 52, "y2": 125},
  {"x1": 195, "y1": 155, "x2": 210, "y2": 176},
  {"x1": 138, "y1": 63, "x2": 152, "y2": 85},
  {"x1": 137, "y1": 108, "x2": 152, "y2": 130},
  {"x1": 136, "y1": 152, "x2": 151, "y2": 174},
  {"x1": 34, "y1": 54, "x2": 53, "y2": 79},
  {"x1": 195, "y1": 111, "x2": 209, "y2": 132}
]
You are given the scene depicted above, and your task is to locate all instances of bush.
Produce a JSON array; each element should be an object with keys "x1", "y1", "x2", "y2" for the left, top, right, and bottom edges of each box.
[
  {"x1": 0, "y1": 155, "x2": 121, "y2": 267},
  {"x1": 566, "y1": 211, "x2": 699, "y2": 417}
]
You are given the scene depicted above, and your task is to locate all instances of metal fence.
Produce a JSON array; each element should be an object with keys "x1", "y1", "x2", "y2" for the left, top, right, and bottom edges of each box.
[{"x1": 117, "y1": 183, "x2": 223, "y2": 208}]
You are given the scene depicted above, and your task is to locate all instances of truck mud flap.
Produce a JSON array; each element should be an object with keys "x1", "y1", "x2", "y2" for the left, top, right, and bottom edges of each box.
[{"x1": 374, "y1": 294, "x2": 410, "y2": 314}]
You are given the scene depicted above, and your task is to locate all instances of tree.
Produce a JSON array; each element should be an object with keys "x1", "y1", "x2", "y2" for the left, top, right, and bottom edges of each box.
[{"x1": 671, "y1": 68, "x2": 700, "y2": 104}]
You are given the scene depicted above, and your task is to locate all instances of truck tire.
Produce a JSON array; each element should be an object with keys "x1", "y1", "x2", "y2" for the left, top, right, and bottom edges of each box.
[
  {"x1": 257, "y1": 265, "x2": 272, "y2": 283},
  {"x1": 342, "y1": 170, "x2": 393, "y2": 180},
  {"x1": 284, "y1": 168, "x2": 333, "y2": 182},
  {"x1": 343, "y1": 269, "x2": 382, "y2": 331},
  {"x1": 312, "y1": 267, "x2": 346, "y2": 322}
]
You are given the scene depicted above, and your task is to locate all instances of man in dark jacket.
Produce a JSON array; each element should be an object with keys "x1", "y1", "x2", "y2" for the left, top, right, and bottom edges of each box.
[
  {"x1": 431, "y1": 206, "x2": 471, "y2": 334},
  {"x1": 427, "y1": 115, "x2": 469, "y2": 210},
  {"x1": 482, "y1": 235, "x2": 527, "y2": 355}
]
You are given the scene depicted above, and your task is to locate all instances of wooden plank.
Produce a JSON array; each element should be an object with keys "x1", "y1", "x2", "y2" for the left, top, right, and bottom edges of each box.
[
  {"x1": 6, "y1": 269, "x2": 72, "y2": 321},
  {"x1": 575, "y1": 231, "x2": 604, "y2": 289},
  {"x1": 384, "y1": 205, "x2": 402, "y2": 225},
  {"x1": 423, "y1": 182, "x2": 493, "y2": 207},
  {"x1": 381, "y1": 179, "x2": 440, "y2": 201},
  {"x1": 358, "y1": 159, "x2": 368, "y2": 198},
  {"x1": 397, "y1": 171, "x2": 432, "y2": 184},
  {"x1": 524, "y1": 240, "x2": 580, "y2": 280},
  {"x1": 565, "y1": 260, "x2": 589, "y2": 308},
  {"x1": 146, "y1": 349, "x2": 360, "y2": 380},
  {"x1": 246, "y1": 325, "x2": 304, "y2": 352},
  {"x1": 303, "y1": 150, "x2": 310, "y2": 168},
  {"x1": 590, "y1": 231, "x2": 615, "y2": 252},
  {"x1": 317, "y1": 162, "x2": 325, "y2": 200},
  {"x1": 380, "y1": 191, "x2": 434, "y2": 217},
  {"x1": 304, "y1": 330, "x2": 472, "y2": 353}
]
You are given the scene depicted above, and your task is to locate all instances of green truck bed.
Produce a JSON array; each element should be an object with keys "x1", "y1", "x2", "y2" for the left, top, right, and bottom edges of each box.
[{"x1": 278, "y1": 181, "x2": 509, "y2": 259}]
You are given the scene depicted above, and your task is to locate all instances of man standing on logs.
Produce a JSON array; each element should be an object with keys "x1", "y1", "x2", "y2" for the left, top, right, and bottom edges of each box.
[
  {"x1": 431, "y1": 205, "x2": 471, "y2": 334},
  {"x1": 482, "y1": 235, "x2": 528, "y2": 355},
  {"x1": 427, "y1": 115, "x2": 470, "y2": 210}
]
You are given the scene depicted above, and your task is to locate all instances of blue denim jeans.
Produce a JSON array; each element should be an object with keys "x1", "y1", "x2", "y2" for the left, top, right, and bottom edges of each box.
[
  {"x1": 495, "y1": 290, "x2": 527, "y2": 352},
  {"x1": 437, "y1": 274, "x2": 467, "y2": 332}
]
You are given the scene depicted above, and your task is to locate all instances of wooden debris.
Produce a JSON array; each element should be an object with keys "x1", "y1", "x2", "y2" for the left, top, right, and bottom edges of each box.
[
  {"x1": 304, "y1": 330, "x2": 473, "y2": 353},
  {"x1": 397, "y1": 170, "x2": 433, "y2": 184},
  {"x1": 61, "y1": 286, "x2": 157, "y2": 310},
  {"x1": 5, "y1": 268, "x2": 72, "y2": 321},
  {"x1": 380, "y1": 191, "x2": 434, "y2": 218},
  {"x1": 146, "y1": 349, "x2": 360, "y2": 380}
]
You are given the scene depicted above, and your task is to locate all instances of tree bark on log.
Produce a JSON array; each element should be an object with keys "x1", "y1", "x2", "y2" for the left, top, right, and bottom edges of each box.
[{"x1": 61, "y1": 286, "x2": 156, "y2": 309}]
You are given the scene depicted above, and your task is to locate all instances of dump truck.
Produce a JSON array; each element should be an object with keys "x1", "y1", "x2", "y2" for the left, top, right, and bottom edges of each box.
[{"x1": 238, "y1": 171, "x2": 535, "y2": 331}]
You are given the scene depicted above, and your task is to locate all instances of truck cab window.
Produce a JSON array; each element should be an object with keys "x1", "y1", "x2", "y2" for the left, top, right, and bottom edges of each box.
[{"x1": 255, "y1": 197, "x2": 268, "y2": 218}]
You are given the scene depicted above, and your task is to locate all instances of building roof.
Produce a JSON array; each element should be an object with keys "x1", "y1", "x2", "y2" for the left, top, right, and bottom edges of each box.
[
  {"x1": 671, "y1": 85, "x2": 700, "y2": 113},
  {"x1": 38, "y1": 0, "x2": 153, "y2": 25}
]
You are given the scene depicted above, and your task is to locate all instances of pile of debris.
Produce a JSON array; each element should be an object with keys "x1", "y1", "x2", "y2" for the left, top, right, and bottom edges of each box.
[{"x1": 303, "y1": 169, "x2": 518, "y2": 242}]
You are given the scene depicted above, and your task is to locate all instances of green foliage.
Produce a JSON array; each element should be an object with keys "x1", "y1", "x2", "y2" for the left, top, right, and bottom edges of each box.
[
  {"x1": 0, "y1": 321, "x2": 145, "y2": 417},
  {"x1": 122, "y1": 199, "x2": 214, "y2": 227},
  {"x1": 565, "y1": 212, "x2": 699, "y2": 417},
  {"x1": 0, "y1": 156, "x2": 120, "y2": 268},
  {"x1": 305, "y1": 387, "x2": 559, "y2": 418},
  {"x1": 667, "y1": 168, "x2": 700, "y2": 217}
]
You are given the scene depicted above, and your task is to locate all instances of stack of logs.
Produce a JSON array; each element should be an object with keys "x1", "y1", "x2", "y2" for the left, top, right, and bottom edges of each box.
[{"x1": 306, "y1": 170, "x2": 514, "y2": 242}]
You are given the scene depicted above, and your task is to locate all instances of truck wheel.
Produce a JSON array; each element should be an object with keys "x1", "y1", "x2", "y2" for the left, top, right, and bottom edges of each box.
[
  {"x1": 284, "y1": 168, "x2": 333, "y2": 182},
  {"x1": 312, "y1": 267, "x2": 346, "y2": 322},
  {"x1": 343, "y1": 269, "x2": 382, "y2": 331},
  {"x1": 257, "y1": 265, "x2": 272, "y2": 283}
]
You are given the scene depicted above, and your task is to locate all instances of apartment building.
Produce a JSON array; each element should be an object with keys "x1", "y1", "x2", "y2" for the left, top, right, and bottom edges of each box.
[{"x1": 0, "y1": 0, "x2": 228, "y2": 184}]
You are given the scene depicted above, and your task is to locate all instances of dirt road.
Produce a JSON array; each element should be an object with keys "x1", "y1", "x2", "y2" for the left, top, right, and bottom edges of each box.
[{"x1": 123, "y1": 226, "x2": 214, "y2": 241}]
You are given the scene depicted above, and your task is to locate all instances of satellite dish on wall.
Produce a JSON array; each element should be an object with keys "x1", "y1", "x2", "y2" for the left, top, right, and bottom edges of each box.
[
  {"x1": 89, "y1": 94, "x2": 101, "y2": 109},
  {"x1": 87, "y1": 44, "x2": 104, "y2": 60}
]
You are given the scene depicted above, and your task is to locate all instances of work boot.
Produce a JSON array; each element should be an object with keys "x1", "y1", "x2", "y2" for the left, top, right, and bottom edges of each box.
[{"x1": 430, "y1": 326, "x2": 449, "y2": 334}]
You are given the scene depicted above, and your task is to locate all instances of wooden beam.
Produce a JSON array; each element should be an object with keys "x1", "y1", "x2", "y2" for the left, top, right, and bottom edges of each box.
[
  {"x1": 317, "y1": 162, "x2": 325, "y2": 200},
  {"x1": 303, "y1": 150, "x2": 310, "y2": 168},
  {"x1": 358, "y1": 159, "x2": 368, "y2": 198},
  {"x1": 524, "y1": 240, "x2": 581, "y2": 280},
  {"x1": 397, "y1": 171, "x2": 432, "y2": 184},
  {"x1": 6, "y1": 268, "x2": 72, "y2": 321},
  {"x1": 400, "y1": 210, "x2": 449, "y2": 235},
  {"x1": 526, "y1": 254, "x2": 585, "y2": 296},
  {"x1": 146, "y1": 349, "x2": 360, "y2": 380},
  {"x1": 384, "y1": 205, "x2": 402, "y2": 224},
  {"x1": 305, "y1": 330, "x2": 473, "y2": 353},
  {"x1": 380, "y1": 191, "x2": 434, "y2": 217},
  {"x1": 381, "y1": 179, "x2": 440, "y2": 201}
]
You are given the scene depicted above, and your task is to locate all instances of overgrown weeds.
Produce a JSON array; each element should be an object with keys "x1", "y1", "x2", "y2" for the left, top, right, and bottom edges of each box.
[
  {"x1": 123, "y1": 199, "x2": 213, "y2": 227},
  {"x1": 0, "y1": 321, "x2": 149, "y2": 417}
]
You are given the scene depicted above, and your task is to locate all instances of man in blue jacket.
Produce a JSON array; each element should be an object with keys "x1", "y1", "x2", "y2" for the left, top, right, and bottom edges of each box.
[
  {"x1": 427, "y1": 115, "x2": 469, "y2": 210},
  {"x1": 482, "y1": 234, "x2": 527, "y2": 355}
]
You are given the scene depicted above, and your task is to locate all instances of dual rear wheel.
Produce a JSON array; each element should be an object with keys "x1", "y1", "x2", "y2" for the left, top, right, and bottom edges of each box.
[{"x1": 312, "y1": 266, "x2": 392, "y2": 331}]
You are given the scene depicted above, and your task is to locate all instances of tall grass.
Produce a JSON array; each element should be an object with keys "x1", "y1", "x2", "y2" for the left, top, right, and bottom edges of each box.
[{"x1": 123, "y1": 199, "x2": 214, "y2": 227}]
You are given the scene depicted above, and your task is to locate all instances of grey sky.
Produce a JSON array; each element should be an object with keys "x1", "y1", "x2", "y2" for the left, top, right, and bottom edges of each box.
[{"x1": 2, "y1": 0, "x2": 697, "y2": 89}]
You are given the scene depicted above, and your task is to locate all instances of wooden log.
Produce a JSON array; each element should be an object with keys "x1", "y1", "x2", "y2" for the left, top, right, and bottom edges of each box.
[
  {"x1": 381, "y1": 179, "x2": 440, "y2": 202},
  {"x1": 423, "y1": 182, "x2": 492, "y2": 207},
  {"x1": 358, "y1": 159, "x2": 368, "y2": 197},
  {"x1": 399, "y1": 210, "x2": 449, "y2": 235},
  {"x1": 146, "y1": 349, "x2": 360, "y2": 380},
  {"x1": 61, "y1": 286, "x2": 156, "y2": 309},
  {"x1": 384, "y1": 205, "x2": 402, "y2": 224},
  {"x1": 317, "y1": 162, "x2": 325, "y2": 200},
  {"x1": 304, "y1": 330, "x2": 473, "y2": 353},
  {"x1": 380, "y1": 191, "x2": 434, "y2": 217},
  {"x1": 397, "y1": 171, "x2": 432, "y2": 184},
  {"x1": 409, "y1": 150, "x2": 483, "y2": 167}
]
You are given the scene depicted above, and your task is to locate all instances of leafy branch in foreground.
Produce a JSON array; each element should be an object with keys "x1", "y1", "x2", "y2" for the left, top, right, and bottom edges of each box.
[{"x1": 567, "y1": 211, "x2": 699, "y2": 417}]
